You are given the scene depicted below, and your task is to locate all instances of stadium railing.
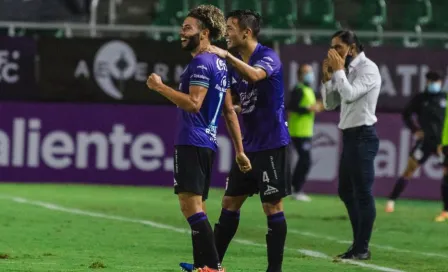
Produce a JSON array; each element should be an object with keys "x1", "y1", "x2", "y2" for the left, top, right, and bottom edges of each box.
[
  {"x1": 1, "y1": 0, "x2": 448, "y2": 48},
  {"x1": 1, "y1": 20, "x2": 448, "y2": 48}
]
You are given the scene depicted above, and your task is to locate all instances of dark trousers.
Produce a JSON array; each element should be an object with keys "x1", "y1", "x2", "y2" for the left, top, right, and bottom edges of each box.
[
  {"x1": 291, "y1": 137, "x2": 312, "y2": 193},
  {"x1": 339, "y1": 125, "x2": 379, "y2": 253}
]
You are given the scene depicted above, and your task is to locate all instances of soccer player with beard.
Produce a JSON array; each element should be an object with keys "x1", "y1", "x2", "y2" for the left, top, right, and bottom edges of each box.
[
  {"x1": 146, "y1": 5, "x2": 251, "y2": 272},
  {"x1": 209, "y1": 9, "x2": 291, "y2": 272}
]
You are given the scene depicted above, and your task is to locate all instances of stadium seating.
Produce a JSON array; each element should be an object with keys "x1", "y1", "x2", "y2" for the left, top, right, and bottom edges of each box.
[
  {"x1": 297, "y1": 0, "x2": 340, "y2": 45},
  {"x1": 421, "y1": 0, "x2": 448, "y2": 47},
  {"x1": 265, "y1": 0, "x2": 298, "y2": 29},
  {"x1": 2, "y1": 0, "x2": 448, "y2": 48},
  {"x1": 387, "y1": 0, "x2": 433, "y2": 47},
  {"x1": 151, "y1": 0, "x2": 188, "y2": 26},
  {"x1": 231, "y1": 0, "x2": 262, "y2": 15},
  {"x1": 264, "y1": 0, "x2": 298, "y2": 43},
  {"x1": 298, "y1": 0, "x2": 338, "y2": 29},
  {"x1": 346, "y1": 0, "x2": 386, "y2": 46},
  {"x1": 191, "y1": 0, "x2": 226, "y2": 13},
  {"x1": 150, "y1": 0, "x2": 189, "y2": 41},
  {"x1": 425, "y1": 0, "x2": 448, "y2": 30}
]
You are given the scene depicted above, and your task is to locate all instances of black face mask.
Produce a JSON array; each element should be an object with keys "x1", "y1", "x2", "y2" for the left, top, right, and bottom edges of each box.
[
  {"x1": 182, "y1": 33, "x2": 200, "y2": 52},
  {"x1": 344, "y1": 48, "x2": 353, "y2": 70}
]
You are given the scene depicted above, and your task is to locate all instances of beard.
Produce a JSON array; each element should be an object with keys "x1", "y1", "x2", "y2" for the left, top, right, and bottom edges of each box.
[{"x1": 181, "y1": 33, "x2": 200, "y2": 52}]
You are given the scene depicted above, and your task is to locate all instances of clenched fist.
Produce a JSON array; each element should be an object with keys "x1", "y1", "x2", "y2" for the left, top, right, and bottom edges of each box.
[
  {"x1": 236, "y1": 152, "x2": 252, "y2": 173},
  {"x1": 146, "y1": 73, "x2": 163, "y2": 91}
]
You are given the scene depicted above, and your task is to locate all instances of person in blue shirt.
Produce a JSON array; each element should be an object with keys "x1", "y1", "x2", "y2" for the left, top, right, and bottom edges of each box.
[
  {"x1": 207, "y1": 9, "x2": 291, "y2": 272},
  {"x1": 146, "y1": 5, "x2": 251, "y2": 272}
]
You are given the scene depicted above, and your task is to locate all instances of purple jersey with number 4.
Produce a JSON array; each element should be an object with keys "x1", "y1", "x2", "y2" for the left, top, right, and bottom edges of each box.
[
  {"x1": 229, "y1": 43, "x2": 290, "y2": 152},
  {"x1": 175, "y1": 52, "x2": 229, "y2": 152}
]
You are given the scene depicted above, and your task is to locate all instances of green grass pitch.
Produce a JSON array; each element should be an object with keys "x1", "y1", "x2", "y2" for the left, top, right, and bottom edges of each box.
[{"x1": 0, "y1": 183, "x2": 446, "y2": 271}]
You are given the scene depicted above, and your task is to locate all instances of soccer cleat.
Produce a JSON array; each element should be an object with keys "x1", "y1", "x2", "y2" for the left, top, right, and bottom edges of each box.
[
  {"x1": 385, "y1": 200, "x2": 395, "y2": 213},
  {"x1": 434, "y1": 211, "x2": 448, "y2": 222},
  {"x1": 197, "y1": 267, "x2": 225, "y2": 272},
  {"x1": 180, "y1": 262, "x2": 195, "y2": 272},
  {"x1": 292, "y1": 192, "x2": 311, "y2": 202},
  {"x1": 179, "y1": 263, "x2": 225, "y2": 272}
]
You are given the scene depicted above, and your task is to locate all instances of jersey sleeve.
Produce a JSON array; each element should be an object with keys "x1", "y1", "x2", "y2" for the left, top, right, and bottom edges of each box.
[
  {"x1": 227, "y1": 66, "x2": 238, "y2": 94},
  {"x1": 189, "y1": 57, "x2": 212, "y2": 89},
  {"x1": 253, "y1": 50, "x2": 280, "y2": 78}
]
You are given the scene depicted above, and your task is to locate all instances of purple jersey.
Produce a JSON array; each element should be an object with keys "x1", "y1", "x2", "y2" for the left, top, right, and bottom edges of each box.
[
  {"x1": 229, "y1": 43, "x2": 290, "y2": 152},
  {"x1": 175, "y1": 53, "x2": 229, "y2": 152}
]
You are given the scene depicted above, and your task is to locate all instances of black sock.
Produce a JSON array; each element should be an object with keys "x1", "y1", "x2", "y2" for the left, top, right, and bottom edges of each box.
[
  {"x1": 442, "y1": 175, "x2": 448, "y2": 211},
  {"x1": 214, "y1": 209, "x2": 240, "y2": 262},
  {"x1": 266, "y1": 212, "x2": 287, "y2": 272},
  {"x1": 188, "y1": 212, "x2": 221, "y2": 270},
  {"x1": 389, "y1": 177, "x2": 409, "y2": 200},
  {"x1": 192, "y1": 232, "x2": 203, "y2": 268}
]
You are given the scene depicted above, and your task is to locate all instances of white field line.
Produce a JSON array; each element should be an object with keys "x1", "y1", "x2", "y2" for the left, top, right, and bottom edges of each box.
[
  {"x1": 3, "y1": 196, "x2": 405, "y2": 272},
  {"x1": 286, "y1": 228, "x2": 448, "y2": 259}
]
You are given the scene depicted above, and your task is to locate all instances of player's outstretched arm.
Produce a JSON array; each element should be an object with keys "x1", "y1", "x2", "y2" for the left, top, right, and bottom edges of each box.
[
  {"x1": 208, "y1": 46, "x2": 267, "y2": 83},
  {"x1": 147, "y1": 73, "x2": 207, "y2": 113},
  {"x1": 225, "y1": 52, "x2": 267, "y2": 83},
  {"x1": 222, "y1": 89, "x2": 252, "y2": 173}
]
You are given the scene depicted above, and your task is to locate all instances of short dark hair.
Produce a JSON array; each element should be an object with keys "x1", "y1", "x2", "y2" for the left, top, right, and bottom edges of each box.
[
  {"x1": 298, "y1": 63, "x2": 310, "y2": 76},
  {"x1": 426, "y1": 71, "x2": 442, "y2": 81},
  {"x1": 331, "y1": 30, "x2": 364, "y2": 52},
  {"x1": 226, "y1": 9, "x2": 261, "y2": 38},
  {"x1": 187, "y1": 5, "x2": 226, "y2": 41}
]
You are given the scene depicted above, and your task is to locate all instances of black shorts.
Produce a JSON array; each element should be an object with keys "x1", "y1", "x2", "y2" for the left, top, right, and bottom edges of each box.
[
  {"x1": 173, "y1": 145, "x2": 215, "y2": 201},
  {"x1": 410, "y1": 140, "x2": 437, "y2": 164},
  {"x1": 224, "y1": 146, "x2": 291, "y2": 203}
]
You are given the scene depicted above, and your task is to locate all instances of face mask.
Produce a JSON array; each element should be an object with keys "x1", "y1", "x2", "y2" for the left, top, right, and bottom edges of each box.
[
  {"x1": 427, "y1": 82, "x2": 442, "y2": 93},
  {"x1": 344, "y1": 47, "x2": 353, "y2": 70},
  {"x1": 303, "y1": 72, "x2": 315, "y2": 85}
]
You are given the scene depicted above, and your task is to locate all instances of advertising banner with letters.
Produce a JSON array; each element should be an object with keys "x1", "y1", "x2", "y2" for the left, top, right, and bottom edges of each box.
[
  {"x1": 37, "y1": 38, "x2": 192, "y2": 104},
  {"x1": 0, "y1": 102, "x2": 442, "y2": 200},
  {"x1": 280, "y1": 44, "x2": 448, "y2": 112},
  {"x1": 36, "y1": 38, "x2": 272, "y2": 105},
  {"x1": 0, "y1": 37, "x2": 37, "y2": 100}
]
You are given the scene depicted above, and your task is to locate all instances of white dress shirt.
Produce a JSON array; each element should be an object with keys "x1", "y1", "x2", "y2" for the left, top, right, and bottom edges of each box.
[{"x1": 321, "y1": 52, "x2": 381, "y2": 130}]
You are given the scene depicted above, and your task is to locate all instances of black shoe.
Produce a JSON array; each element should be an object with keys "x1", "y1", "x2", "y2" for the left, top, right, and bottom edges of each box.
[
  {"x1": 337, "y1": 250, "x2": 371, "y2": 261},
  {"x1": 353, "y1": 251, "x2": 371, "y2": 260},
  {"x1": 336, "y1": 245, "x2": 354, "y2": 259}
]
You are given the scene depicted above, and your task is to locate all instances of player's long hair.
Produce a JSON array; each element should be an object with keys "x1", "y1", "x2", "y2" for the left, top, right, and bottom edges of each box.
[{"x1": 187, "y1": 5, "x2": 226, "y2": 41}]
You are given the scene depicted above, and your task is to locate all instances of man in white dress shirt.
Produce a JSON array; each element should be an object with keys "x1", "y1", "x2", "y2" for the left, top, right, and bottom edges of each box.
[{"x1": 321, "y1": 30, "x2": 381, "y2": 260}]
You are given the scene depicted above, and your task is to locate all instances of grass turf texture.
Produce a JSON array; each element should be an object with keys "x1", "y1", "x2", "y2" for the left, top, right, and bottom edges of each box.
[{"x1": 0, "y1": 183, "x2": 446, "y2": 272}]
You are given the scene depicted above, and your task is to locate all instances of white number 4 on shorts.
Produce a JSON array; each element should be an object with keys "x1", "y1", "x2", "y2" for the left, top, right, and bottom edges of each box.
[{"x1": 263, "y1": 171, "x2": 270, "y2": 183}]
